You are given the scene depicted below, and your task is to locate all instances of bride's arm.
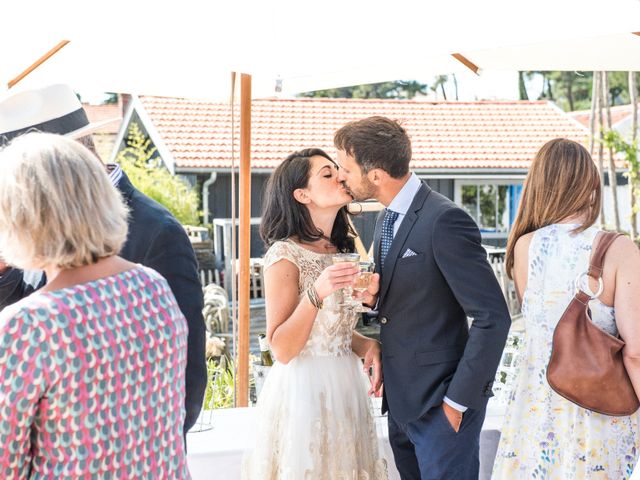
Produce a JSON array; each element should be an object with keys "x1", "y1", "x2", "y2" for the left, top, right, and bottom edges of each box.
[
  {"x1": 266, "y1": 259, "x2": 357, "y2": 364},
  {"x1": 352, "y1": 332, "x2": 382, "y2": 395}
]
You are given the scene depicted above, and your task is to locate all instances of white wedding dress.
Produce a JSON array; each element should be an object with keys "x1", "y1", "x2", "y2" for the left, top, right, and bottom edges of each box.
[{"x1": 242, "y1": 240, "x2": 388, "y2": 480}]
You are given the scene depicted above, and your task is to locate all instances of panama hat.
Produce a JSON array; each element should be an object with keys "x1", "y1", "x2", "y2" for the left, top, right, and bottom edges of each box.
[{"x1": 0, "y1": 83, "x2": 120, "y2": 146}]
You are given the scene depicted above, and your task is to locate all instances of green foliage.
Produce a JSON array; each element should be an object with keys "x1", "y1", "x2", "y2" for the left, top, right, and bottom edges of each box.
[
  {"x1": 204, "y1": 355, "x2": 236, "y2": 409},
  {"x1": 299, "y1": 80, "x2": 428, "y2": 99},
  {"x1": 202, "y1": 354, "x2": 258, "y2": 409},
  {"x1": 116, "y1": 122, "x2": 200, "y2": 225},
  {"x1": 522, "y1": 71, "x2": 640, "y2": 112},
  {"x1": 430, "y1": 75, "x2": 449, "y2": 100},
  {"x1": 603, "y1": 131, "x2": 639, "y2": 236},
  {"x1": 102, "y1": 93, "x2": 119, "y2": 104},
  {"x1": 518, "y1": 71, "x2": 529, "y2": 100},
  {"x1": 603, "y1": 129, "x2": 639, "y2": 195}
]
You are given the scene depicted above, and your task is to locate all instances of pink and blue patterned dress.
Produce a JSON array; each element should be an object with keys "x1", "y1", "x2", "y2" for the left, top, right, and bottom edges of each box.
[{"x1": 0, "y1": 265, "x2": 190, "y2": 479}]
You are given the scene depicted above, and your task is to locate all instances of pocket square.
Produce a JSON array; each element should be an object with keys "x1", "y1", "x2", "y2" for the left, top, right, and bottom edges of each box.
[{"x1": 402, "y1": 248, "x2": 418, "y2": 258}]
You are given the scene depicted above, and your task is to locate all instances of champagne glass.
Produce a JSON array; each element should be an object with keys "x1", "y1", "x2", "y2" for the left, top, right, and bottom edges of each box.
[
  {"x1": 331, "y1": 252, "x2": 360, "y2": 307},
  {"x1": 352, "y1": 260, "x2": 375, "y2": 313}
]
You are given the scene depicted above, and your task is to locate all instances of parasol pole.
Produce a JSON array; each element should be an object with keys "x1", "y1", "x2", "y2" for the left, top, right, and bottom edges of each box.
[
  {"x1": 7, "y1": 40, "x2": 70, "y2": 89},
  {"x1": 237, "y1": 73, "x2": 252, "y2": 407}
]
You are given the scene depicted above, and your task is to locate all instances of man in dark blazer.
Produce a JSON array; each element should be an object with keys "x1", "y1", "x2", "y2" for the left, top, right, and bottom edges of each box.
[
  {"x1": 0, "y1": 84, "x2": 206, "y2": 436},
  {"x1": 335, "y1": 116, "x2": 511, "y2": 479}
]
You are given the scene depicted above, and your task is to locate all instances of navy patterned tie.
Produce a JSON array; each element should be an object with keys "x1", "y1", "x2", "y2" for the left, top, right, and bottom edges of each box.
[{"x1": 380, "y1": 209, "x2": 399, "y2": 269}]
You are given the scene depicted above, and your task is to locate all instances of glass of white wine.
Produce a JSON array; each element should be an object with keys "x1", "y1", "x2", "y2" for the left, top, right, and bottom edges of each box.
[
  {"x1": 353, "y1": 261, "x2": 375, "y2": 313},
  {"x1": 331, "y1": 252, "x2": 361, "y2": 308}
]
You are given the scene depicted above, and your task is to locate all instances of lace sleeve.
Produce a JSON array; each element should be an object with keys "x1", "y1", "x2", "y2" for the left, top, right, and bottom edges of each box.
[{"x1": 263, "y1": 241, "x2": 299, "y2": 271}]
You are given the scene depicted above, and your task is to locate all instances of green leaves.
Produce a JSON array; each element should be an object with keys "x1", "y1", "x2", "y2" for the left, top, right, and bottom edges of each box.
[{"x1": 115, "y1": 122, "x2": 200, "y2": 225}]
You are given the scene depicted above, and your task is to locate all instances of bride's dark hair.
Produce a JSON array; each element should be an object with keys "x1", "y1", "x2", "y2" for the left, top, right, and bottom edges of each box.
[{"x1": 260, "y1": 148, "x2": 355, "y2": 252}]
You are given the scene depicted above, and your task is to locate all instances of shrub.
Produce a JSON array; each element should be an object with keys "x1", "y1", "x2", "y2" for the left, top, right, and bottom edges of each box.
[{"x1": 116, "y1": 122, "x2": 200, "y2": 225}]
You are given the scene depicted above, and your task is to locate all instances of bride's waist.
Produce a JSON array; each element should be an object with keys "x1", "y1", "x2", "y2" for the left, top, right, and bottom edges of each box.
[{"x1": 298, "y1": 349, "x2": 354, "y2": 358}]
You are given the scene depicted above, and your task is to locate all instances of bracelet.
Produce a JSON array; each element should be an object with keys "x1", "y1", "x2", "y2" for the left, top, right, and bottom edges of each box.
[{"x1": 306, "y1": 286, "x2": 323, "y2": 310}]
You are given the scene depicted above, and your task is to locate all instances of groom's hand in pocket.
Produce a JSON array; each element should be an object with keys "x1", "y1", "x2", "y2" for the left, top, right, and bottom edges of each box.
[
  {"x1": 363, "y1": 339, "x2": 383, "y2": 396},
  {"x1": 442, "y1": 402, "x2": 463, "y2": 433}
]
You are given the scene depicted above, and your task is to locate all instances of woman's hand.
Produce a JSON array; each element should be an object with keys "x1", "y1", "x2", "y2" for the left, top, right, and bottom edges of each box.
[
  {"x1": 362, "y1": 339, "x2": 383, "y2": 396},
  {"x1": 313, "y1": 262, "x2": 358, "y2": 300}
]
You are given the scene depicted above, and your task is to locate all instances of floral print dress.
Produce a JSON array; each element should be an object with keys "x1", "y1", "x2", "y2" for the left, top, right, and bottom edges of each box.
[{"x1": 492, "y1": 224, "x2": 640, "y2": 479}]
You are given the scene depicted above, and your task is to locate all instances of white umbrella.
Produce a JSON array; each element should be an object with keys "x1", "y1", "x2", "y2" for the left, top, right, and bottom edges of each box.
[
  {"x1": 3, "y1": 0, "x2": 640, "y2": 98},
  {"x1": 2, "y1": 0, "x2": 639, "y2": 407}
]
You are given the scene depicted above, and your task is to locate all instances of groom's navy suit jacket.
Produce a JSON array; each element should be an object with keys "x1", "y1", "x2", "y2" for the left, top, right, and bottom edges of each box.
[{"x1": 375, "y1": 181, "x2": 511, "y2": 424}]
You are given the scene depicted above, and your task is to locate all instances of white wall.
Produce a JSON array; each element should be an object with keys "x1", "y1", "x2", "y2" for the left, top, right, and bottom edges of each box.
[{"x1": 602, "y1": 184, "x2": 634, "y2": 232}]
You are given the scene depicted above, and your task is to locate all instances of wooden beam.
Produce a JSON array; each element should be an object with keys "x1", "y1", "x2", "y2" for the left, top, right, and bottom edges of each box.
[
  {"x1": 350, "y1": 201, "x2": 383, "y2": 213},
  {"x1": 348, "y1": 217, "x2": 369, "y2": 259},
  {"x1": 451, "y1": 53, "x2": 480, "y2": 75},
  {"x1": 633, "y1": 32, "x2": 640, "y2": 36},
  {"x1": 347, "y1": 202, "x2": 384, "y2": 259},
  {"x1": 237, "y1": 73, "x2": 252, "y2": 407},
  {"x1": 8, "y1": 40, "x2": 70, "y2": 89}
]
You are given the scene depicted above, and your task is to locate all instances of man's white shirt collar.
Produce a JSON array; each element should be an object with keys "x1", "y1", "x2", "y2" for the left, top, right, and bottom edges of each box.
[{"x1": 387, "y1": 173, "x2": 422, "y2": 214}]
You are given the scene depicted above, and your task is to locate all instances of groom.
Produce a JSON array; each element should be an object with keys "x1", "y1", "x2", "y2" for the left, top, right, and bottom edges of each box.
[{"x1": 335, "y1": 116, "x2": 510, "y2": 479}]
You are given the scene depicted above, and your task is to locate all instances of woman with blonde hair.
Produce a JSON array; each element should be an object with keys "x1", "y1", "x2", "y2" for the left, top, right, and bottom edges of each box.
[
  {"x1": 492, "y1": 138, "x2": 640, "y2": 479},
  {"x1": 0, "y1": 133, "x2": 189, "y2": 479}
]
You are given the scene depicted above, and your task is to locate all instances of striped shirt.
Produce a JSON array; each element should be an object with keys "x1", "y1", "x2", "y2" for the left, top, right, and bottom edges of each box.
[{"x1": 107, "y1": 163, "x2": 123, "y2": 186}]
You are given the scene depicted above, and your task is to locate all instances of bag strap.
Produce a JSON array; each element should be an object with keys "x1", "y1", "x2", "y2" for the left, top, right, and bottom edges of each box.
[{"x1": 587, "y1": 231, "x2": 622, "y2": 280}]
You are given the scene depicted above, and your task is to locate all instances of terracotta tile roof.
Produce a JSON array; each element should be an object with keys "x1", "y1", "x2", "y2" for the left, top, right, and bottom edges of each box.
[
  {"x1": 83, "y1": 103, "x2": 122, "y2": 134},
  {"x1": 569, "y1": 103, "x2": 637, "y2": 129},
  {"x1": 137, "y1": 97, "x2": 589, "y2": 171}
]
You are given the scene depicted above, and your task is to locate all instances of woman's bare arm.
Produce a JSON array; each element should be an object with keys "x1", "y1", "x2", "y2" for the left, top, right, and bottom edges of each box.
[{"x1": 265, "y1": 259, "x2": 357, "y2": 364}]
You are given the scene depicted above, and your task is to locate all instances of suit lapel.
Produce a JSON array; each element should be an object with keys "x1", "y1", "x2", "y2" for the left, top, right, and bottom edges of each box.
[{"x1": 378, "y1": 182, "x2": 431, "y2": 303}]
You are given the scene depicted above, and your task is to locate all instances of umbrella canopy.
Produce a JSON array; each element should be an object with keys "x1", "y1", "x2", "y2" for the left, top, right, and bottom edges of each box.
[
  {"x1": 2, "y1": 0, "x2": 640, "y2": 98},
  {"x1": 2, "y1": 0, "x2": 639, "y2": 407}
]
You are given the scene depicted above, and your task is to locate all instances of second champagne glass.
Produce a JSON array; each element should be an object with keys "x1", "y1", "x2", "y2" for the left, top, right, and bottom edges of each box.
[{"x1": 353, "y1": 260, "x2": 375, "y2": 312}]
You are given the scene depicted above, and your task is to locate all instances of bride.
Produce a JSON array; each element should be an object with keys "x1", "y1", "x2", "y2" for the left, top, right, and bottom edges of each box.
[{"x1": 242, "y1": 148, "x2": 388, "y2": 479}]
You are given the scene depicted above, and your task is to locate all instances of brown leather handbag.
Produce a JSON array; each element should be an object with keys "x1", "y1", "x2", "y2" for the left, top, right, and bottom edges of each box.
[{"x1": 547, "y1": 231, "x2": 640, "y2": 416}]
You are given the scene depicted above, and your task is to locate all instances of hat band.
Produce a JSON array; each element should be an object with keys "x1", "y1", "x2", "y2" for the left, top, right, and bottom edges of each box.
[{"x1": 0, "y1": 107, "x2": 90, "y2": 146}]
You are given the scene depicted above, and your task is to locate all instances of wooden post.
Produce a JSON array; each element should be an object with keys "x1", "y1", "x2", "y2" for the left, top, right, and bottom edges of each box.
[{"x1": 237, "y1": 73, "x2": 252, "y2": 407}]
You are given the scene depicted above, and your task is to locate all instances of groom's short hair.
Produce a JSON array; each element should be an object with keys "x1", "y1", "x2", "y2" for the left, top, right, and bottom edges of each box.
[{"x1": 334, "y1": 116, "x2": 411, "y2": 178}]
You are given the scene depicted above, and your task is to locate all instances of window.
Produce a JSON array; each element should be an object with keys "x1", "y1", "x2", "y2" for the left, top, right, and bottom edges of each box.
[{"x1": 457, "y1": 181, "x2": 523, "y2": 235}]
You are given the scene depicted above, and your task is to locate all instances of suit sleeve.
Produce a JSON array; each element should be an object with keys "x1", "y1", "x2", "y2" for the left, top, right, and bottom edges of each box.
[
  {"x1": 144, "y1": 221, "x2": 207, "y2": 433},
  {"x1": 0, "y1": 268, "x2": 44, "y2": 310},
  {"x1": 432, "y1": 207, "x2": 511, "y2": 409}
]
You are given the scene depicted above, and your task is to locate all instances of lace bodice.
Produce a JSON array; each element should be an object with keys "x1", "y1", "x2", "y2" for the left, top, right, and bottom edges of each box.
[{"x1": 263, "y1": 240, "x2": 359, "y2": 357}]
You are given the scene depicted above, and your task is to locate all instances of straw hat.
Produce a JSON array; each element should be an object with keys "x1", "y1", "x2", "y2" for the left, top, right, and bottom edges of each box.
[{"x1": 0, "y1": 83, "x2": 120, "y2": 146}]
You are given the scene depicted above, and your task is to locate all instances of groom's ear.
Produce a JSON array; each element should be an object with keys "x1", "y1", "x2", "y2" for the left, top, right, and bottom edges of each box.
[
  {"x1": 293, "y1": 188, "x2": 311, "y2": 204},
  {"x1": 368, "y1": 168, "x2": 386, "y2": 186}
]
